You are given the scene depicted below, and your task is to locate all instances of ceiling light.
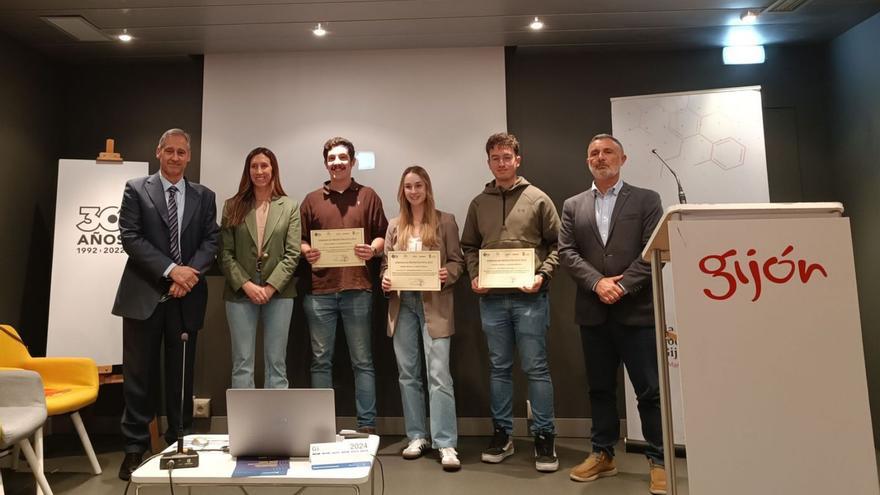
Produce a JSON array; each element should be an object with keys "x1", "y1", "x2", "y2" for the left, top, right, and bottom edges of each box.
[
  {"x1": 117, "y1": 29, "x2": 133, "y2": 42},
  {"x1": 723, "y1": 45, "x2": 765, "y2": 64},
  {"x1": 726, "y1": 26, "x2": 762, "y2": 46},
  {"x1": 529, "y1": 17, "x2": 544, "y2": 30},
  {"x1": 313, "y1": 23, "x2": 327, "y2": 37},
  {"x1": 740, "y1": 10, "x2": 759, "y2": 24}
]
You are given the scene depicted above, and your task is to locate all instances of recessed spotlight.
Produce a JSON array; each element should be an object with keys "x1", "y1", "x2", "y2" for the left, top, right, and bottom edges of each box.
[
  {"x1": 530, "y1": 17, "x2": 544, "y2": 30},
  {"x1": 313, "y1": 23, "x2": 327, "y2": 37},
  {"x1": 117, "y1": 29, "x2": 133, "y2": 42},
  {"x1": 740, "y1": 10, "x2": 759, "y2": 24}
]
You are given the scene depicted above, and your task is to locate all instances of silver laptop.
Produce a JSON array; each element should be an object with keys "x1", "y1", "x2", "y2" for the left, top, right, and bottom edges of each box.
[{"x1": 226, "y1": 388, "x2": 336, "y2": 457}]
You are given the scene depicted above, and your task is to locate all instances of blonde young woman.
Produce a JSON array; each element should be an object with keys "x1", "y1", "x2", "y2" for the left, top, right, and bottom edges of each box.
[
  {"x1": 381, "y1": 166, "x2": 464, "y2": 471},
  {"x1": 220, "y1": 147, "x2": 300, "y2": 389}
]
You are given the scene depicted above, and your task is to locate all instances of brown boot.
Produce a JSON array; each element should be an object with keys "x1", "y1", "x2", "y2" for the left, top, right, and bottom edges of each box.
[
  {"x1": 569, "y1": 451, "x2": 617, "y2": 482},
  {"x1": 649, "y1": 461, "x2": 668, "y2": 495}
]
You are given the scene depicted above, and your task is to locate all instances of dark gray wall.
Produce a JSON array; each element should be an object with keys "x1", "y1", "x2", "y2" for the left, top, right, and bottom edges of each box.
[
  {"x1": 59, "y1": 57, "x2": 205, "y2": 180},
  {"x1": 830, "y1": 11, "x2": 880, "y2": 445},
  {"x1": 0, "y1": 34, "x2": 60, "y2": 356},
  {"x1": 504, "y1": 43, "x2": 836, "y2": 421}
]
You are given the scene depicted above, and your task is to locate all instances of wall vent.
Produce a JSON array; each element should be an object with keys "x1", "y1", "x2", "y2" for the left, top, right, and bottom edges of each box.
[
  {"x1": 42, "y1": 16, "x2": 109, "y2": 42},
  {"x1": 765, "y1": 0, "x2": 813, "y2": 13}
]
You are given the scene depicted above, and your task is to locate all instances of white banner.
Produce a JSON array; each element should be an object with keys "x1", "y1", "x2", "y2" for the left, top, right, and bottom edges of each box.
[
  {"x1": 47, "y1": 160, "x2": 148, "y2": 365},
  {"x1": 669, "y1": 217, "x2": 878, "y2": 495},
  {"x1": 611, "y1": 86, "x2": 770, "y2": 446}
]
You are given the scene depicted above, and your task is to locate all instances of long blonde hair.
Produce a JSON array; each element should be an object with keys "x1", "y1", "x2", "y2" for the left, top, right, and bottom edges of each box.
[{"x1": 395, "y1": 166, "x2": 439, "y2": 250}]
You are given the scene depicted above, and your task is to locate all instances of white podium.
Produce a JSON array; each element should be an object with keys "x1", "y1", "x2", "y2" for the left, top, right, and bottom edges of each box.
[{"x1": 643, "y1": 203, "x2": 879, "y2": 495}]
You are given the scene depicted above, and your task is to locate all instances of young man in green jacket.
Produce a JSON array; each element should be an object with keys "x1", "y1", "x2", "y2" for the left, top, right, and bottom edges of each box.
[{"x1": 461, "y1": 132, "x2": 561, "y2": 472}]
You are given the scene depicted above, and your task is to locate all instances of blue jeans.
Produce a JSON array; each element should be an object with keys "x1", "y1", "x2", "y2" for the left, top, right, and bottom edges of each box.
[
  {"x1": 580, "y1": 321, "x2": 663, "y2": 464},
  {"x1": 393, "y1": 291, "x2": 457, "y2": 448},
  {"x1": 480, "y1": 292, "x2": 555, "y2": 435},
  {"x1": 304, "y1": 290, "x2": 376, "y2": 428},
  {"x1": 226, "y1": 297, "x2": 294, "y2": 389}
]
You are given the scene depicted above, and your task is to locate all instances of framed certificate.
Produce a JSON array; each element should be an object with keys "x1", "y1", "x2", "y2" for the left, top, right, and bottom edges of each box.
[
  {"x1": 478, "y1": 248, "x2": 535, "y2": 288},
  {"x1": 311, "y1": 228, "x2": 365, "y2": 268},
  {"x1": 387, "y1": 251, "x2": 441, "y2": 291}
]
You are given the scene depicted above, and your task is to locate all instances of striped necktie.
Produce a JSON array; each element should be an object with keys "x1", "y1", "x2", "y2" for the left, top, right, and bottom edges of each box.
[{"x1": 167, "y1": 185, "x2": 182, "y2": 264}]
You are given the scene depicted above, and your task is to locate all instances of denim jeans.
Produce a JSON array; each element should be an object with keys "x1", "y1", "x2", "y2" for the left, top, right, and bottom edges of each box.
[
  {"x1": 479, "y1": 291, "x2": 555, "y2": 435},
  {"x1": 304, "y1": 290, "x2": 376, "y2": 428},
  {"x1": 226, "y1": 297, "x2": 294, "y2": 389},
  {"x1": 580, "y1": 321, "x2": 663, "y2": 464},
  {"x1": 393, "y1": 291, "x2": 457, "y2": 448}
]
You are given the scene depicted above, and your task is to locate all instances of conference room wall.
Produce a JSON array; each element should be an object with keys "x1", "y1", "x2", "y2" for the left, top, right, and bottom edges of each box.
[
  {"x1": 8, "y1": 40, "x2": 861, "y2": 433},
  {"x1": 830, "y1": 11, "x2": 880, "y2": 445},
  {"x1": 0, "y1": 34, "x2": 61, "y2": 356},
  {"x1": 504, "y1": 42, "x2": 836, "y2": 431},
  {"x1": 59, "y1": 57, "x2": 205, "y2": 182}
]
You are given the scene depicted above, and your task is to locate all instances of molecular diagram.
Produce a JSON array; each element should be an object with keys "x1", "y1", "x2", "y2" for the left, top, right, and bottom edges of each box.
[{"x1": 621, "y1": 94, "x2": 748, "y2": 170}]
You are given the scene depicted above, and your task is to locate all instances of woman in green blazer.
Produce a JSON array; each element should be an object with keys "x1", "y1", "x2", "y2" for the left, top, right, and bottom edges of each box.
[{"x1": 219, "y1": 147, "x2": 301, "y2": 388}]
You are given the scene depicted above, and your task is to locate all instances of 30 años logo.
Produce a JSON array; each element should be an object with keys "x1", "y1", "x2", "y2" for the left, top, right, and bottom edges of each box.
[{"x1": 75, "y1": 206, "x2": 124, "y2": 252}]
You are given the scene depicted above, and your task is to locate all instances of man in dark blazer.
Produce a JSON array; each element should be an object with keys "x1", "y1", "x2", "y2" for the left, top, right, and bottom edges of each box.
[
  {"x1": 111, "y1": 128, "x2": 219, "y2": 480},
  {"x1": 558, "y1": 134, "x2": 666, "y2": 494}
]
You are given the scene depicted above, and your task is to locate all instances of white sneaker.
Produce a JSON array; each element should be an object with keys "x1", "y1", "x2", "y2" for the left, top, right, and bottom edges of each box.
[
  {"x1": 440, "y1": 447, "x2": 461, "y2": 471},
  {"x1": 402, "y1": 438, "x2": 430, "y2": 459}
]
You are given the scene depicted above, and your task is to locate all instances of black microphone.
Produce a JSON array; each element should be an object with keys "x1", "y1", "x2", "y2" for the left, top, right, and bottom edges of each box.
[
  {"x1": 176, "y1": 332, "x2": 189, "y2": 453},
  {"x1": 160, "y1": 330, "x2": 199, "y2": 469},
  {"x1": 651, "y1": 149, "x2": 687, "y2": 204}
]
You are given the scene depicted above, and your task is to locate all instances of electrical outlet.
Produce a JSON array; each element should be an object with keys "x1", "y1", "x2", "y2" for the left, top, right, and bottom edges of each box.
[{"x1": 193, "y1": 397, "x2": 211, "y2": 418}]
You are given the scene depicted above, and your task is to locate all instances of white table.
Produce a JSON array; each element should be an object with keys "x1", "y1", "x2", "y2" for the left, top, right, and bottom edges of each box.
[{"x1": 131, "y1": 434, "x2": 379, "y2": 494}]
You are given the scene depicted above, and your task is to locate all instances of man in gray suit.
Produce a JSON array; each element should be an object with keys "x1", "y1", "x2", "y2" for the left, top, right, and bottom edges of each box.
[
  {"x1": 558, "y1": 134, "x2": 666, "y2": 494},
  {"x1": 112, "y1": 128, "x2": 219, "y2": 480}
]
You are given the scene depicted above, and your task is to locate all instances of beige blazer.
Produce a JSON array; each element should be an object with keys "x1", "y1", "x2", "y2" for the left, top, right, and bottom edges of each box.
[
  {"x1": 220, "y1": 196, "x2": 301, "y2": 300},
  {"x1": 381, "y1": 211, "x2": 464, "y2": 338}
]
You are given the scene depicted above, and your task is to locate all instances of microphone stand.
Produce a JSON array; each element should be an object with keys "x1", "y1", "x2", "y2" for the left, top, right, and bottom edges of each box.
[
  {"x1": 651, "y1": 149, "x2": 687, "y2": 204},
  {"x1": 160, "y1": 322, "x2": 200, "y2": 470}
]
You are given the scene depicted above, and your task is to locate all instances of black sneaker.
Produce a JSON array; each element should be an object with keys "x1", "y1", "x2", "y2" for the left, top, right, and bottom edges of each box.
[
  {"x1": 534, "y1": 431, "x2": 559, "y2": 472},
  {"x1": 481, "y1": 426, "x2": 514, "y2": 463}
]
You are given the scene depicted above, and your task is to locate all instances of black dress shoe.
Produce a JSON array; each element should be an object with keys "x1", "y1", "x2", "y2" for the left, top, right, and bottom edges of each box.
[{"x1": 118, "y1": 452, "x2": 144, "y2": 481}]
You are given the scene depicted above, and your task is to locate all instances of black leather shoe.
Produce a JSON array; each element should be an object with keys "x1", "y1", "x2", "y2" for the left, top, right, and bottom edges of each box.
[{"x1": 118, "y1": 452, "x2": 143, "y2": 481}]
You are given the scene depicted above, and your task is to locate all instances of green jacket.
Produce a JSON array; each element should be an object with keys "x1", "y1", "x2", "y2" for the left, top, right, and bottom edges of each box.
[
  {"x1": 220, "y1": 196, "x2": 301, "y2": 300},
  {"x1": 461, "y1": 176, "x2": 560, "y2": 293}
]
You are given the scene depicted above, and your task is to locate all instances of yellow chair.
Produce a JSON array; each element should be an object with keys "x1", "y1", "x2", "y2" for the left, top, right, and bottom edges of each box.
[{"x1": 0, "y1": 324, "x2": 102, "y2": 483}]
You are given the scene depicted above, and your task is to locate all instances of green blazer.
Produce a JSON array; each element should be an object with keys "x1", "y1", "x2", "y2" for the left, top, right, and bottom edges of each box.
[{"x1": 220, "y1": 196, "x2": 301, "y2": 300}]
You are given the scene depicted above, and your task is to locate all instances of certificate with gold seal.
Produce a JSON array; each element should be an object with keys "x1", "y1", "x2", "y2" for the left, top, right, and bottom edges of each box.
[
  {"x1": 478, "y1": 248, "x2": 535, "y2": 288},
  {"x1": 387, "y1": 251, "x2": 441, "y2": 291},
  {"x1": 311, "y1": 228, "x2": 365, "y2": 268}
]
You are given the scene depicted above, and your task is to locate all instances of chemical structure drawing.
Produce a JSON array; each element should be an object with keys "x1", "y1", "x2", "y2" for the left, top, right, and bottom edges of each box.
[{"x1": 622, "y1": 93, "x2": 750, "y2": 171}]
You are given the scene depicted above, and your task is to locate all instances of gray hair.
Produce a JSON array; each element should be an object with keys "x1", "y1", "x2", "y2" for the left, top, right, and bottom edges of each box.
[
  {"x1": 588, "y1": 133, "x2": 624, "y2": 154},
  {"x1": 157, "y1": 128, "x2": 191, "y2": 150}
]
